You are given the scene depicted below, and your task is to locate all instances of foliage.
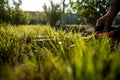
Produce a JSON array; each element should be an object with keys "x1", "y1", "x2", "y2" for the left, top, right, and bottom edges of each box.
[
  {"x1": 0, "y1": 0, "x2": 31, "y2": 25},
  {"x1": 43, "y1": 1, "x2": 62, "y2": 27},
  {"x1": 0, "y1": 0, "x2": 11, "y2": 23},
  {"x1": 29, "y1": 11, "x2": 47, "y2": 25},
  {"x1": 70, "y1": 0, "x2": 109, "y2": 25},
  {"x1": 0, "y1": 24, "x2": 120, "y2": 80}
]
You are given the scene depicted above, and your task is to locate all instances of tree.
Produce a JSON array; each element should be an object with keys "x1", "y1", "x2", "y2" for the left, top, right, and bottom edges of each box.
[
  {"x1": 0, "y1": 0, "x2": 12, "y2": 23},
  {"x1": 12, "y1": 0, "x2": 31, "y2": 25},
  {"x1": 62, "y1": 0, "x2": 65, "y2": 26},
  {"x1": 0, "y1": 0, "x2": 31, "y2": 25},
  {"x1": 61, "y1": 0, "x2": 73, "y2": 25},
  {"x1": 70, "y1": 0, "x2": 109, "y2": 25},
  {"x1": 43, "y1": 1, "x2": 62, "y2": 27}
]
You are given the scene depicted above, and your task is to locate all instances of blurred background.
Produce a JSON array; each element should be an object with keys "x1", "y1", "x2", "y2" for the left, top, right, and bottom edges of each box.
[{"x1": 0, "y1": 0, "x2": 112, "y2": 26}]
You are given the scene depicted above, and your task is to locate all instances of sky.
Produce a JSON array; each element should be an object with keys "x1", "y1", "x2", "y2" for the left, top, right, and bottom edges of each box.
[{"x1": 20, "y1": 0, "x2": 62, "y2": 11}]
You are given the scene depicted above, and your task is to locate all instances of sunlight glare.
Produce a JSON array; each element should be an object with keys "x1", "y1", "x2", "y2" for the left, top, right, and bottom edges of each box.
[{"x1": 20, "y1": 0, "x2": 50, "y2": 11}]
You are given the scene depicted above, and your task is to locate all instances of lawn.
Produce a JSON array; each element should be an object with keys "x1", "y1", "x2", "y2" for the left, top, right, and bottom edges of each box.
[{"x1": 0, "y1": 24, "x2": 120, "y2": 80}]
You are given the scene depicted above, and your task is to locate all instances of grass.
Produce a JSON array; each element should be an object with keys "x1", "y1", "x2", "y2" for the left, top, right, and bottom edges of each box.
[{"x1": 0, "y1": 24, "x2": 120, "y2": 80}]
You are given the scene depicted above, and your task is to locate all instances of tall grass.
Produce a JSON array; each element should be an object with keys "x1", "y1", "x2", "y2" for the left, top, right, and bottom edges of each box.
[{"x1": 0, "y1": 24, "x2": 120, "y2": 80}]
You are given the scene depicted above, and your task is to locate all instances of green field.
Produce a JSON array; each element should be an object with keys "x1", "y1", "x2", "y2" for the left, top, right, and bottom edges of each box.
[{"x1": 0, "y1": 24, "x2": 120, "y2": 80}]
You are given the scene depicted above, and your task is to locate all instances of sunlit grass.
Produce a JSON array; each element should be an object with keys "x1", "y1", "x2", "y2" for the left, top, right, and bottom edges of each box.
[{"x1": 0, "y1": 24, "x2": 120, "y2": 80}]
